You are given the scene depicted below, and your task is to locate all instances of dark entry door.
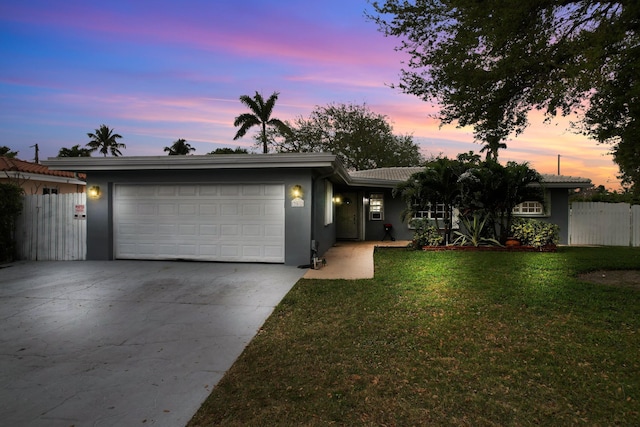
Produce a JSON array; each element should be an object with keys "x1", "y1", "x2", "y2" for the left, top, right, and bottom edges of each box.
[{"x1": 336, "y1": 192, "x2": 358, "y2": 239}]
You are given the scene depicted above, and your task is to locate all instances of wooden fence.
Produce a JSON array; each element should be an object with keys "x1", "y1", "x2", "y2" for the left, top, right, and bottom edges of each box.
[
  {"x1": 569, "y1": 202, "x2": 640, "y2": 247},
  {"x1": 15, "y1": 193, "x2": 87, "y2": 260}
]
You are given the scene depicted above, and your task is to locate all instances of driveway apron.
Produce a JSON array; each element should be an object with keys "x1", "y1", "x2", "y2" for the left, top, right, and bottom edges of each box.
[{"x1": 0, "y1": 260, "x2": 304, "y2": 427}]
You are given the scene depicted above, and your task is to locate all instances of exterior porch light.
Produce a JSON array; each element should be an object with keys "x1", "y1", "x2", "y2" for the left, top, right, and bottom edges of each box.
[
  {"x1": 291, "y1": 184, "x2": 303, "y2": 199},
  {"x1": 88, "y1": 185, "x2": 101, "y2": 199}
]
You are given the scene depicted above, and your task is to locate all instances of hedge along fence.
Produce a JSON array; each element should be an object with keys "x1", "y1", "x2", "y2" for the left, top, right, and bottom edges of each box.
[
  {"x1": 0, "y1": 183, "x2": 24, "y2": 262},
  {"x1": 15, "y1": 193, "x2": 87, "y2": 261}
]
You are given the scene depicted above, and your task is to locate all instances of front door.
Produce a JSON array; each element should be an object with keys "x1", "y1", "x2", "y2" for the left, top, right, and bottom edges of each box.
[{"x1": 336, "y1": 192, "x2": 359, "y2": 239}]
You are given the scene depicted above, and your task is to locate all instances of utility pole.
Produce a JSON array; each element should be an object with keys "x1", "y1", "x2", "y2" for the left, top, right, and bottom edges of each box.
[
  {"x1": 30, "y1": 144, "x2": 39, "y2": 163},
  {"x1": 557, "y1": 154, "x2": 561, "y2": 175}
]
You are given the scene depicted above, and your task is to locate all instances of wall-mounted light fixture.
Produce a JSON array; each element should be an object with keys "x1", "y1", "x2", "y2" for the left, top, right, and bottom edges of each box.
[
  {"x1": 87, "y1": 185, "x2": 101, "y2": 199},
  {"x1": 333, "y1": 195, "x2": 342, "y2": 205},
  {"x1": 291, "y1": 184, "x2": 303, "y2": 199}
]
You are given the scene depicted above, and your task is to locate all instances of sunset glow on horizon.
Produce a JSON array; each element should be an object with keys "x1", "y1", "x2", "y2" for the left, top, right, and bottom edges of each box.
[{"x1": 0, "y1": 0, "x2": 622, "y2": 189}]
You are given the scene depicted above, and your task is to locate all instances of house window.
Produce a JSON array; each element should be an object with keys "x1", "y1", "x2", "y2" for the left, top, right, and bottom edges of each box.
[
  {"x1": 369, "y1": 193, "x2": 384, "y2": 220},
  {"x1": 411, "y1": 203, "x2": 460, "y2": 229},
  {"x1": 513, "y1": 201, "x2": 546, "y2": 216},
  {"x1": 324, "y1": 180, "x2": 333, "y2": 225},
  {"x1": 43, "y1": 188, "x2": 58, "y2": 195}
]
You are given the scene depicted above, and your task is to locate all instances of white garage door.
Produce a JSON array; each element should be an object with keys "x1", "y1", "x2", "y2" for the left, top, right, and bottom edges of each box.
[{"x1": 114, "y1": 184, "x2": 285, "y2": 262}]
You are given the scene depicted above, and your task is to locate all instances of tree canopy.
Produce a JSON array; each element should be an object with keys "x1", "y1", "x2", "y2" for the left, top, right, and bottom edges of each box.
[
  {"x1": 0, "y1": 146, "x2": 18, "y2": 158},
  {"x1": 273, "y1": 103, "x2": 424, "y2": 171},
  {"x1": 164, "y1": 138, "x2": 195, "y2": 155},
  {"x1": 86, "y1": 125, "x2": 126, "y2": 157},
  {"x1": 233, "y1": 91, "x2": 291, "y2": 154},
  {"x1": 208, "y1": 147, "x2": 249, "y2": 154},
  {"x1": 370, "y1": 1, "x2": 640, "y2": 191},
  {"x1": 57, "y1": 144, "x2": 92, "y2": 157}
]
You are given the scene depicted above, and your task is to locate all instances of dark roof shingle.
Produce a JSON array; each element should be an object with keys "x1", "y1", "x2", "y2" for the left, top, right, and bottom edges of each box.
[{"x1": 349, "y1": 166, "x2": 591, "y2": 186}]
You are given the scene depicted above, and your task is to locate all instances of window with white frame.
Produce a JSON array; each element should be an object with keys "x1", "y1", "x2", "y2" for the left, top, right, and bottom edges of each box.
[
  {"x1": 369, "y1": 193, "x2": 384, "y2": 220},
  {"x1": 324, "y1": 180, "x2": 333, "y2": 225},
  {"x1": 513, "y1": 201, "x2": 546, "y2": 216},
  {"x1": 410, "y1": 203, "x2": 459, "y2": 229}
]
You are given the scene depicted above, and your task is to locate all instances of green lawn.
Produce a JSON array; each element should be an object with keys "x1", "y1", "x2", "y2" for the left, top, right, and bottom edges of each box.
[{"x1": 189, "y1": 247, "x2": 640, "y2": 426}]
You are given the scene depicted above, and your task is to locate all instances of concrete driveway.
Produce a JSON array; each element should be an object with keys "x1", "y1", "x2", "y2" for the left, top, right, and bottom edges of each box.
[{"x1": 0, "y1": 260, "x2": 305, "y2": 426}]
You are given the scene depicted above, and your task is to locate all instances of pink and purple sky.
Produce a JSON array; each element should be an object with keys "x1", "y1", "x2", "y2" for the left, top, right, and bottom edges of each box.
[{"x1": 0, "y1": 0, "x2": 620, "y2": 188}]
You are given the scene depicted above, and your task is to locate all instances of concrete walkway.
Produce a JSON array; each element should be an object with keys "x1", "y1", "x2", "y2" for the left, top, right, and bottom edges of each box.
[
  {"x1": 0, "y1": 260, "x2": 304, "y2": 427},
  {"x1": 303, "y1": 240, "x2": 411, "y2": 280}
]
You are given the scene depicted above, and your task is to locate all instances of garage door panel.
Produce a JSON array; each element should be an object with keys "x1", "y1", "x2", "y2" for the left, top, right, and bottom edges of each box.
[
  {"x1": 199, "y1": 185, "x2": 219, "y2": 196},
  {"x1": 221, "y1": 204, "x2": 238, "y2": 215},
  {"x1": 178, "y1": 185, "x2": 198, "y2": 196},
  {"x1": 199, "y1": 204, "x2": 217, "y2": 215},
  {"x1": 221, "y1": 185, "x2": 239, "y2": 196},
  {"x1": 115, "y1": 184, "x2": 285, "y2": 262},
  {"x1": 199, "y1": 224, "x2": 218, "y2": 235},
  {"x1": 243, "y1": 204, "x2": 261, "y2": 215}
]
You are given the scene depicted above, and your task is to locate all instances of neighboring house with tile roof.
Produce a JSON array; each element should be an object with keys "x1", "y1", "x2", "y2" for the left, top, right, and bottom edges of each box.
[{"x1": 1, "y1": 156, "x2": 86, "y2": 194}]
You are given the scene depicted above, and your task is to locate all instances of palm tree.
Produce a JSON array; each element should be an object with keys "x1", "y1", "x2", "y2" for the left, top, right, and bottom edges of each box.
[
  {"x1": 233, "y1": 91, "x2": 291, "y2": 154},
  {"x1": 164, "y1": 138, "x2": 195, "y2": 155},
  {"x1": 86, "y1": 125, "x2": 126, "y2": 157},
  {"x1": 57, "y1": 144, "x2": 92, "y2": 157},
  {"x1": 480, "y1": 136, "x2": 507, "y2": 161}
]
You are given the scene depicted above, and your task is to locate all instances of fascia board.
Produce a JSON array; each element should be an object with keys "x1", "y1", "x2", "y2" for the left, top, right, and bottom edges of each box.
[
  {"x1": 3, "y1": 171, "x2": 86, "y2": 185},
  {"x1": 43, "y1": 153, "x2": 341, "y2": 171}
]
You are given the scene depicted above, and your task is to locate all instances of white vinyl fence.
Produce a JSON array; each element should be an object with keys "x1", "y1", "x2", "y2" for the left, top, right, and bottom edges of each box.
[
  {"x1": 569, "y1": 202, "x2": 640, "y2": 247},
  {"x1": 15, "y1": 193, "x2": 87, "y2": 260}
]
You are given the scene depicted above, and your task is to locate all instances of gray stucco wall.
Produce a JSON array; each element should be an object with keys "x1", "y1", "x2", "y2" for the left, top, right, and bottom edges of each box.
[
  {"x1": 354, "y1": 187, "x2": 573, "y2": 244},
  {"x1": 311, "y1": 178, "x2": 337, "y2": 259},
  {"x1": 352, "y1": 187, "x2": 414, "y2": 242},
  {"x1": 84, "y1": 168, "x2": 314, "y2": 266},
  {"x1": 547, "y1": 188, "x2": 570, "y2": 245}
]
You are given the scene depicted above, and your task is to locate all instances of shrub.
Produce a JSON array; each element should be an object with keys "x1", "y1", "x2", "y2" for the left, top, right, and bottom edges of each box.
[
  {"x1": 453, "y1": 213, "x2": 501, "y2": 247},
  {"x1": 0, "y1": 183, "x2": 24, "y2": 262},
  {"x1": 409, "y1": 218, "x2": 443, "y2": 248},
  {"x1": 510, "y1": 218, "x2": 559, "y2": 248}
]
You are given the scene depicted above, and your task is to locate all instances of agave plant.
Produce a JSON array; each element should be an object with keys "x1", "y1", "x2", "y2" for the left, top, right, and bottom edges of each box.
[{"x1": 453, "y1": 213, "x2": 501, "y2": 247}]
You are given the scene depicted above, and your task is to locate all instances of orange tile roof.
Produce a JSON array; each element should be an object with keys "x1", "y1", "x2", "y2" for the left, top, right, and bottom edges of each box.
[{"x1": 0, "y1": 157, "x2": 86, "y2": 180}]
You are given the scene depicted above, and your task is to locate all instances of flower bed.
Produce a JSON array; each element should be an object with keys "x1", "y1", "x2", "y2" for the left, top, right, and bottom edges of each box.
[{"x1": 421, "y1": 244, "x2": 557, "y2": 252}]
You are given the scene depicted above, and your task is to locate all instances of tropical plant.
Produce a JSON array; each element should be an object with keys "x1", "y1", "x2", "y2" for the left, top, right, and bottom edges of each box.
[
  {"x1": 453, "y1": 213, "x2": 501, "y2": 247},
  {"x1": 86, "y1": 125, "x2": 126, "y2": 157},
  {"x1": 57, "y1": 144, "x2": 92, "y2": 157},
  {"x1": 233, "y1": 91, "x2": 291, "y2": 154},
  {"x1": 394, "y1": 155, "x2": 474, "y2": 243},
  {"x1": 409, "y1": 218, "x2": 443, "y2": 248},
  {"x1": 479, "y1": 136, "x2": 507, "y2": 161},
  {"x1": 458, "y1": 160, "x2": 544, "y2": 243},
  {"x1": 164, "y1": 138, "x2": 195, "y2": 155},
  {"x1": 510, "y1": 218, "x2": 559, "y2": 248}
]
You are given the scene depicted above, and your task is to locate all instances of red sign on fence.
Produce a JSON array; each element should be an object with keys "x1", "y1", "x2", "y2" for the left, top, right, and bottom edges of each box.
[{"x1": 74, "y1": 204, "x2": 86, "y2": 220}]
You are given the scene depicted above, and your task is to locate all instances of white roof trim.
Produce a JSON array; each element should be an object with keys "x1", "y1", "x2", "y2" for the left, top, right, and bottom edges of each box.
[{"x1": 43, "y1": 153, "x2": 341, "y2": 171}]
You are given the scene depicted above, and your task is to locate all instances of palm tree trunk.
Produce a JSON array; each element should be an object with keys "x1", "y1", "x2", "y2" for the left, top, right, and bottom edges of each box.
[{"x1": 262, "y1": 123, "x2": 268, "y2": 153}]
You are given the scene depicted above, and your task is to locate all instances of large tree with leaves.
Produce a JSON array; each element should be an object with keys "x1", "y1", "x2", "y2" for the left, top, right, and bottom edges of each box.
[
  {"x1": 86, "y1": 125, "x2": 126, "y2": 157},
  {"x1": 164, "y1": 138, "x2": 195, "y2": 155},
  {"x1": 370, "y1": 1, "x2": 640, "y2": 191},
  {"x1": 274, "y1": 103, "x2": 424, "y2": 171},
  {"x1": 233, "y1": 91, "x2": 291, "y2": 154}
]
